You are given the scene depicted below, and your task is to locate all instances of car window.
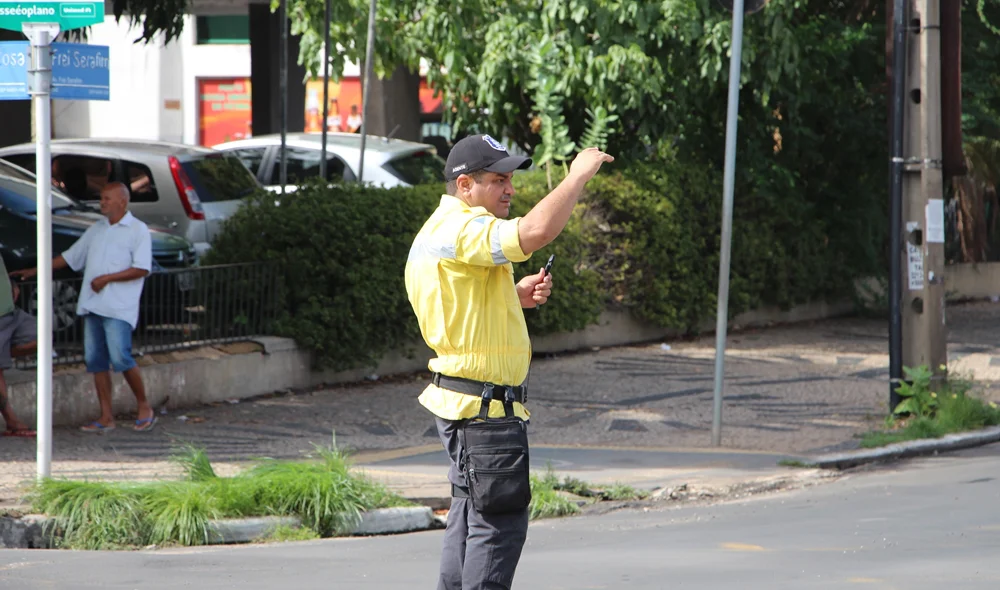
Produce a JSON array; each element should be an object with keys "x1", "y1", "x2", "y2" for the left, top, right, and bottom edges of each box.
[
  {"x1": 125, "y1": 161, "x2": 158, "y2": 203},
  {"x1": 1, "y1": 154, "x2": 36, "y2": 174},
  {"x1": 0, "y1": 159, "x2": 40, "y2": 183},
  {"x1": 382, "y1": 150, "x2": 445, "y2": 185},
  {"x1": 269, "y1": 147, "x2": 354, "y2": 184},
  {"x1": 0, "y1": 175, "x2": 76, "y2": 213},
  {"x1": 180, "y1": 154, "x2": 259, "y2": 203},
  {"x1": 229, "y1": 148, "x2": 266, "y2": 176},
  {"x1": 52, "y1": 155, "x2": 114, "y2": 203}
]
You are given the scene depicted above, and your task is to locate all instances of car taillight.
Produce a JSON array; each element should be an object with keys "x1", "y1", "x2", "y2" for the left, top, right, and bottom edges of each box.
[{"x1": 168, "y1": 156, "x2": 205, "y2": 221}]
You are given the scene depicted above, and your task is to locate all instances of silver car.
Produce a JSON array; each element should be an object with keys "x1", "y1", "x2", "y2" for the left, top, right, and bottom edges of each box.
[
  {"x1": 0, "y1": 139, "x2": 260, "y2": 255},
  {"x1": 213, "y1": 132, "x2": 445, "y2": 191}
]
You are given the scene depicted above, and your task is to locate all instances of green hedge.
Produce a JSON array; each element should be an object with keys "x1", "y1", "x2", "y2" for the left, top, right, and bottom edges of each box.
[{"x1": 206, "y1": 149, "x2": 878, "y2": 371}]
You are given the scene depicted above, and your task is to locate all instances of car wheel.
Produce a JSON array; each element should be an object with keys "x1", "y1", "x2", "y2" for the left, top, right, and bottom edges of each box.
[{"x1": 29, "y1": 280, "x2": 80, "y2": 333}]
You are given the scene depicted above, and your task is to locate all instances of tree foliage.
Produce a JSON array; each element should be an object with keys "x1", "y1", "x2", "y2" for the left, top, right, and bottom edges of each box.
[{"x1": 110, "y1": 0, "x2": 189, "y2": 44}]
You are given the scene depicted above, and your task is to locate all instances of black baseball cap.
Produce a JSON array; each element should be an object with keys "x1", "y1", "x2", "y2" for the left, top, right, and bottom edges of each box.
[{"x1": 444, "y1": 134, "x2": 533, "y2": 181}]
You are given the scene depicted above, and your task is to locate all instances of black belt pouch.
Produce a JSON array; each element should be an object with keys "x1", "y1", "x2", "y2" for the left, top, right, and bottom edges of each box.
[{"x1": 460, "y1": 417, "x2": 531, "y2": 514}]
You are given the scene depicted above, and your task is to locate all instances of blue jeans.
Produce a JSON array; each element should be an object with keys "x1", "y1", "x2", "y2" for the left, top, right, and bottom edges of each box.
[{"x1": 84, "y1": 314, "x2": 136, "y2": 374}]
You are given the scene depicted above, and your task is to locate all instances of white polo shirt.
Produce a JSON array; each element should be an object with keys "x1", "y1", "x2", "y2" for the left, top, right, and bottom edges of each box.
[{"x1": 62, "y1": 211, "x2": 153, "y2": 329}]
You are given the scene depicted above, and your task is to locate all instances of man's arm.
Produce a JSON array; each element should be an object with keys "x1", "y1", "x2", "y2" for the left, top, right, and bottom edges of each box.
[
  {"x1": 90, "y1": 267, "x2": 149, "y2": 294},
  {"x1": 517, "y1": 148, "x2": 614, "y2": 255},
  {"x1": 9, "y1": 256, "x2": 69, "y2": 280},
  {"x1": 91, "y1": 227, "x2": 152, "y2": 293}
]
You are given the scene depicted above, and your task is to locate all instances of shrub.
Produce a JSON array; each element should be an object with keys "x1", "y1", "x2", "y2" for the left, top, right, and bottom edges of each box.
[
  {"x1": 207, "y1": 147, "x2": 880, "y2": 370},
  {"x1": 204, "y1": 181, "x2": 440, "y2": 370}
]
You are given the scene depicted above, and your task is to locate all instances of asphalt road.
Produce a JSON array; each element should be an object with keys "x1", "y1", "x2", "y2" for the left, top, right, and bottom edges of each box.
[{"x1": 2, "y1": 444, "x2": 999, "y2": 589}]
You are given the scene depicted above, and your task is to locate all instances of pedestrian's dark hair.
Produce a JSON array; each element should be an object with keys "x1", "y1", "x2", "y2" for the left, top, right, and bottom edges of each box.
[{"x1": 446, "y1": 170, "x2": 489, "y2": 196}]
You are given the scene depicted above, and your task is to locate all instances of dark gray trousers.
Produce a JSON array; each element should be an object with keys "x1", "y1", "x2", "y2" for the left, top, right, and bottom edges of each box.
[{"x1": 435, "y1": 417, "x2": 530, "y2": 590}]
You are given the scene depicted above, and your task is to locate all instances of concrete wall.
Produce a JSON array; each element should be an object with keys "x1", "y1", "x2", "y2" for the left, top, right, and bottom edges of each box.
[
  {"x1": 5, "y1": 300, "x2": 852, "y2": 427},
  {"x1": 945, "y1": 263, "x2": 1000, "y2": 300}
]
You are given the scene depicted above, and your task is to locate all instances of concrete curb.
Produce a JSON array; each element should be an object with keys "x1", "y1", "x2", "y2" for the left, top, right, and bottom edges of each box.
[
  {"x1": 351, "y1": 506, "x2": 437, "y2": 536},
  {"x1": 0, "y1": 514, "x2": 51, "y2": 549},
  {"x1": 206, "y1": 516, "x2": 301, "y2": 544},
  {"x1": 0, "y1": 507, "x2": 439, "y2": 549},
  {"x1": 810, "y1": 426, "x2": 1000, "y2": 470}
]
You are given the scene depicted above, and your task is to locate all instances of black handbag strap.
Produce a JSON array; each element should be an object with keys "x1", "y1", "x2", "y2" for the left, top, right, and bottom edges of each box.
[{"x1": 478, "y1": 383, "x2": 516, "y2": 420}]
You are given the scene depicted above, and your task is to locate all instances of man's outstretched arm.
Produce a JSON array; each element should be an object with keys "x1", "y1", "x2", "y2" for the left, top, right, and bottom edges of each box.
[{"x1": 517, "y1": 148, "x2": 614, "y2": 255}]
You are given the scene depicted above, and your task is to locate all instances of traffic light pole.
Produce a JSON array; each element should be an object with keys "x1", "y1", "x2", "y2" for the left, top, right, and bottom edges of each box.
[{"x1": 888, "y1": 0, "x2": 906, "y2": 411}]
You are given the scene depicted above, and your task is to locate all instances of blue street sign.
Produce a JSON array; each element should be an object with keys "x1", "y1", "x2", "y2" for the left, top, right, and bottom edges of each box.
[
  {"x1": 0, "y1": 41, "x2": 29, "y2": 100},
  {"x1": 51, "y1": 42, "x2": 108, "y2": 100}
]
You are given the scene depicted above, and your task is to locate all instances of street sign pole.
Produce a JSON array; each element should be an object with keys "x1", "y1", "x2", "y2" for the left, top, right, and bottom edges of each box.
[
  {"x1": 23, "y1": 20, "x2": 59, "y2": 480},
  {"x1": 711, "y1": 0, "x2": 746, "y2": 447},
  {"x1": 0, "y1": 0, "x2": 106, "y2": 481}
]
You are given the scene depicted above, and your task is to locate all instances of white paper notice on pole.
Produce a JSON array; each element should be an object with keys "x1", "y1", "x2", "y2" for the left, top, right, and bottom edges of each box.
[
  {"x1": 906, "y1": 221, "x2": 924, "y2": 291},
  {"x1": 925, "y1": 199, "x2": 945, "y2": 244}
]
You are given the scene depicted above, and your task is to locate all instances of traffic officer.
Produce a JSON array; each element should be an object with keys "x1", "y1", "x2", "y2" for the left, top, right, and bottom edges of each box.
[{"x1": 405, "y1": 134, "x2": 613, "y2": 590}]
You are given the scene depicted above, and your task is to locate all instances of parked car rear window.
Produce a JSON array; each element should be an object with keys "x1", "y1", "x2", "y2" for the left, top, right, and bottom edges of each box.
[
  {"x1": 0, "y1": 159, "x2": 39, "y2": 183},
  {"x1": 382, "y1": 151, "x2": 445, "y2": 186},
  {"x1": 0, "y1": 175, "x2": 76, "y2": 213},
  {"x1": 181, "y1": 155, "x2": 259, "y2": 203},
  {"x1": 1, "y1": 154, "x2": 36, "y2": 174}
]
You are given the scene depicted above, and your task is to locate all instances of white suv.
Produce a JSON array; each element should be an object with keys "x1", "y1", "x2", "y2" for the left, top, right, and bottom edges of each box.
[{"x1": 214, "y1": 132, "x2": 446, "y2": 192}]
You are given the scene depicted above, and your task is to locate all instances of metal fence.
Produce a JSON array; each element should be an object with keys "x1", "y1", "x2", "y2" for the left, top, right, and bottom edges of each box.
[{"x1": 12, "y1": 262, "x2": 281, "y2": 370}]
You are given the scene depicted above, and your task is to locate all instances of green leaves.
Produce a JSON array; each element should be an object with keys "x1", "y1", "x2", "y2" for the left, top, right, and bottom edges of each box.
[
  {"x1": 893, "y1": 365, "x2": 939, "y2": 418},
  {"x1": 579, "y1": 106, "x2": 619, "y2": 151}
]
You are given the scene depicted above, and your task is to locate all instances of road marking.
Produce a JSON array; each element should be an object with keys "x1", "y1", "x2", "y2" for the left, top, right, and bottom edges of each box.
[
  {"x1": 352, "y1": 444, "x2": 441, "y2": 464},
  {"x1": 720, "y1": 542, "x2": 766, "y2": 552},
  {"x1": 847, "y1": 578, "x2": 883, "y2": 584},
  {"x1": 354, "y1": 442, "x2": 790, "y2": 465}
]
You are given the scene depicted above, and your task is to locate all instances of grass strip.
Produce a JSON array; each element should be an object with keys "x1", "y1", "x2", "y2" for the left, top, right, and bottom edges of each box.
[
  {"x1": 28, "y1": 437, "x2": 411, "y2": 549},
  {"x1": 860, "y1": 369, "x2": 1000, "y2": 448}
]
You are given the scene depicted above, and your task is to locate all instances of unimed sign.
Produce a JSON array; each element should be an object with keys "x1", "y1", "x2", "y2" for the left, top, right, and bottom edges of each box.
[{"x1": 0, "y1": 1, "x2": 105, "y2": 31}]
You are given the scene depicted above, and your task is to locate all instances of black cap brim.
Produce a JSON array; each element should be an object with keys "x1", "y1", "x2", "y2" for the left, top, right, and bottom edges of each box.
[{"x1": 483, "y1": 155, "x2": 533, "y2": 175}]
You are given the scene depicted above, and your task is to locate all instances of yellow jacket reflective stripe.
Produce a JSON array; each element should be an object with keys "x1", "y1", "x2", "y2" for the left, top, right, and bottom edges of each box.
[{"x1": 405, "y1": 195, "x2": 532, "y2": 420}]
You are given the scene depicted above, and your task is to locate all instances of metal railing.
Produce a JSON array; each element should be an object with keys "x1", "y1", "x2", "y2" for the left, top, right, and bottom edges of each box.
[{"x1": 12, "y1": 262, "x2": 281, "y2": 370}]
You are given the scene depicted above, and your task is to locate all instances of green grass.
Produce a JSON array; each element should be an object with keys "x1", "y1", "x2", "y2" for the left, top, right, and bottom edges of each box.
[
  {"x1": 528, "y1": 472, "x2": 580, "y2": 520},
  {"x1": 600, "y1": 483, "x2": 649, "y2": 501},
  {"x1": 778, "y1": 459, "x2": 816, "y2": 468},
  {"x1": 860, "y1": 389, "x2": 1000, "y2": 448},
  {"x1": 28, "y1": 438, "x2": 411, "y2": 549},
  {"x1": 527, "y1": 466, "x2": 650, "y2": 520}
]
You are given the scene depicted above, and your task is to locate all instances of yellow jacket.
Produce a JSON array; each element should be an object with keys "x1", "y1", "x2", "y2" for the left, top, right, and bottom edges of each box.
[{"x1": 405, "y1": 195, "x2": 532, "y2": 420}]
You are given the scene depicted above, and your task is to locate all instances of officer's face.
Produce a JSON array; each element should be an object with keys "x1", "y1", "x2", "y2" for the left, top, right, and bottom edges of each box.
[{"x1": 465, "y1": 172, "x2": 515, "y2": 218}]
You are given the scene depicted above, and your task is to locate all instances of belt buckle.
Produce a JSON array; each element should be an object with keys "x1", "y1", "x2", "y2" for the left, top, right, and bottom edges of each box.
[
  {"x1": 481, "y1": 382, "x2": 496, "y2": 401},
  {"x1": 503, "y1": 386, "x2": 516, "y2": 404}
]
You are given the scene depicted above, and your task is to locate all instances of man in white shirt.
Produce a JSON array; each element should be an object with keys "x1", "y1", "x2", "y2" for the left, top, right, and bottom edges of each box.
[{"x1": 13, "y1": 182, "x2": 155, "y2": 433}]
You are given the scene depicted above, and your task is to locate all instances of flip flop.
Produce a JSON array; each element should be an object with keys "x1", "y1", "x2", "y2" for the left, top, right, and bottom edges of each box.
[
  {"x1": 133, "y1": 416, "x2": 157, "y2": 432},
  {"x1": 80, "y1": 421, "x2": 115, "y2": 434},
  {"x1": 2, "y1": 429, "x2": 36, "y2": 438}
]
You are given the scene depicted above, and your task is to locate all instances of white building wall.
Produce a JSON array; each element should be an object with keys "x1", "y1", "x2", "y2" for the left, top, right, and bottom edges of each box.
[
  {"x1": 52, "y1": 15, "x2": 251, "y2": 146},
  {"x1": 53, "y1": 16, "x2": 166, "y2": 141}
]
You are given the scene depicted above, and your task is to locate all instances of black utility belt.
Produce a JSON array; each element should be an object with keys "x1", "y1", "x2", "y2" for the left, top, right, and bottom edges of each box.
[{"x1": 431, "y1": 373, "x2": 527, "y2": 405}]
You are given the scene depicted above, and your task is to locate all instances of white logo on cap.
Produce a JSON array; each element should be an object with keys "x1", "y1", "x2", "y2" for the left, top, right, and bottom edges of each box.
[
  {"x1": 482, "y1": 135, "x2": 507, "y2": 152},
  {"x1": 451, "y1": 163, "x2": 468, "y2": 173}
]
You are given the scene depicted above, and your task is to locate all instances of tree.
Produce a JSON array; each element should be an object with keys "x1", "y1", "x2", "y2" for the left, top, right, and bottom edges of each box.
[{"x1": 108, "y1": 0, "x2": 189, "y2": 43}]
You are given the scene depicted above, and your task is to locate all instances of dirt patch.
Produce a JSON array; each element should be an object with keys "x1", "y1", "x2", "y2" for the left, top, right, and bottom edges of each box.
[{"x1": 576, "y1": 469, "x2": 842, "y2": 517}]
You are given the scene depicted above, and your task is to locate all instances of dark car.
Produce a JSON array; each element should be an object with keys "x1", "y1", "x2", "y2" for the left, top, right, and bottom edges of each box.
[{"x1": 0, "y1": 161, "x2": 197, "y2": 331}]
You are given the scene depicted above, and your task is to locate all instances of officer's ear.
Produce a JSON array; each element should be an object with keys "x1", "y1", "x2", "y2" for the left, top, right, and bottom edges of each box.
[{"x1": 456, "y1": 174, "x2": 476, "y2": 196}]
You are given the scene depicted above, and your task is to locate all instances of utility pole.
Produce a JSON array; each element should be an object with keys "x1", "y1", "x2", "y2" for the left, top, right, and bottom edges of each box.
[{"x1": 898, "y1": 0, "x2": 947, "y2": 407}]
